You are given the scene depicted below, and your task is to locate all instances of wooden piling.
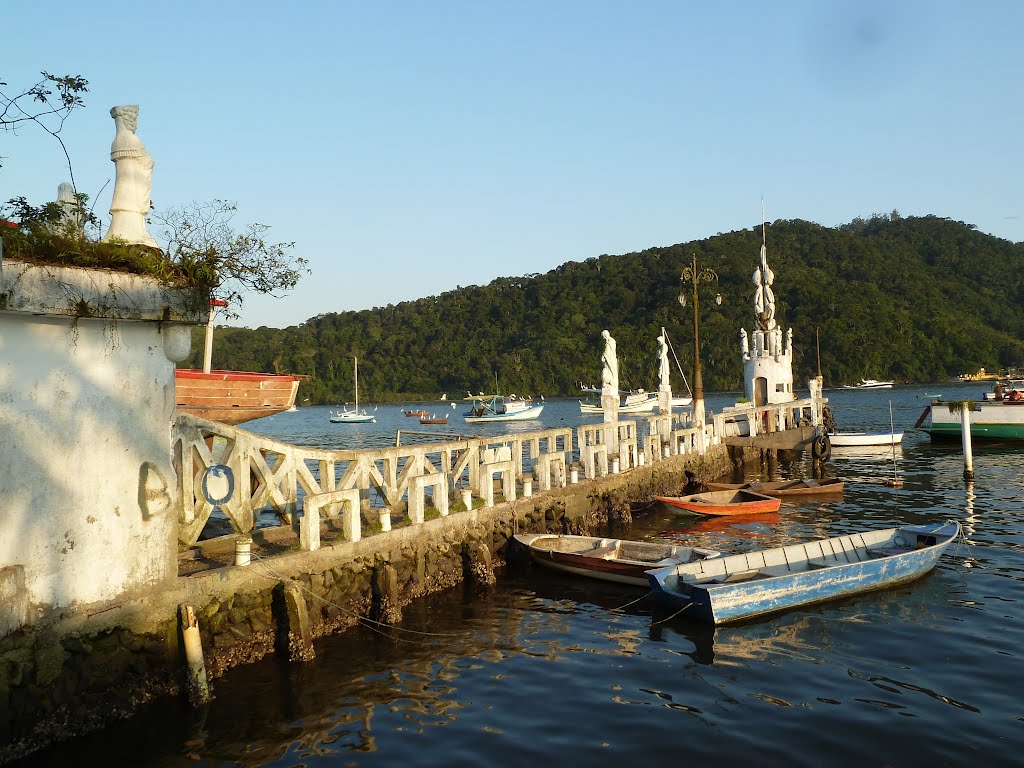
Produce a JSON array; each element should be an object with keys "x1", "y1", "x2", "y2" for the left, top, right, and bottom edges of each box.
[
  {"x1": 281, "y1": 581, "x2": 316, "y2": 662},
  {"x1": 178, "y1": 604, "x2": 211, "y2": 707}
]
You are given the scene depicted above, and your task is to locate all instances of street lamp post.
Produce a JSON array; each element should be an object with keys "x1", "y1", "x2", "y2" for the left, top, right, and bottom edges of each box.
[{"x1": 679, "y1": 253, "x2": 721, "y2": 427}]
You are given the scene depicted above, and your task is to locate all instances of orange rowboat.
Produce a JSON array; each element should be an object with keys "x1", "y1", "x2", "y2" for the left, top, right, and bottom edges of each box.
[{"x1": 656, "y1": 489, "x2": 781, "y2": 517}]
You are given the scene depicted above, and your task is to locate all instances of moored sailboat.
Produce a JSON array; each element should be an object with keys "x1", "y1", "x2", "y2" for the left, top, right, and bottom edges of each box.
[{"x1": 330, "y1": 356, "x2": 376, "y2": 423}]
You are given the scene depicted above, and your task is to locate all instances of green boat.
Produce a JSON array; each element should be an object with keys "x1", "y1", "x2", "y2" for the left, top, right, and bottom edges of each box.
[{"x1": 917, "y1": 397, "x2": 1024, "y2": 442}]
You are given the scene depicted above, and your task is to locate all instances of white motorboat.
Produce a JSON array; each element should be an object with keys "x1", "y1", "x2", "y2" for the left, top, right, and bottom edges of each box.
[
  {"x1": 828, "y1": 431, "x2": 903, "y2": 447},
  {"x1": 842, "y1": 379, "x2": 894, "y2": 390},
  {"x1": 463, "y1": 393, "x2": 544, "y2": 422}
]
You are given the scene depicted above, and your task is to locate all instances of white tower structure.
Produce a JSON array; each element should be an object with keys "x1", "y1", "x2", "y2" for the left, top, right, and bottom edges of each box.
[{"x1": 742, "y1": 211, "x2": 795, "y2": 406}]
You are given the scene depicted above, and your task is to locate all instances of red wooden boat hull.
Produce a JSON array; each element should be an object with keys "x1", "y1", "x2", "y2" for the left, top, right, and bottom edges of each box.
[
  {"x1": 656, "y1": 489, "x2": 781, "y2": 517},
  {"x1": 174, "y1": 369, "x2": 302, "y2": 425}
]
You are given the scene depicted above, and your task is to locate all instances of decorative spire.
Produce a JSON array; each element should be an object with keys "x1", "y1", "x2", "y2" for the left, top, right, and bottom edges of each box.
[{"x1": 752, "y1": 199, "x2": 776, "y2": 331}]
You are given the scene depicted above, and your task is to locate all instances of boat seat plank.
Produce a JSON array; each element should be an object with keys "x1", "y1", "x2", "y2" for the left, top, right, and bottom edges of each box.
[
  {"x1": 762, "y1": 549, "x2": 788, "y2": 567},
  {"x1": 709, "y1": 569, "x2": 760, "y2": 584},
  {"x1": 757, "y1": 565, "x2": 793, "y2": 577},
  {"x1": 585, "y1": 545, "x2": 619, "y2": 559},
  {"x1": 867, "y1": 546, "x2": 913, "y2": 558},
  {"x1": 807, "y1": 558, "x2": 833, "y2": 569}
]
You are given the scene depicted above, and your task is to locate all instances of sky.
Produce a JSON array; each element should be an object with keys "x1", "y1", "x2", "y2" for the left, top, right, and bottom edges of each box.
[{"x1": 3, "y1": 1, "x2": 1022, "y2": 329}]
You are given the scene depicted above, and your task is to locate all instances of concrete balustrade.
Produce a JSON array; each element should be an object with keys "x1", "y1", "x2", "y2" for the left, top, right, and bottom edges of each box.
[
  {"x1": 169, "y1": 397, "x2": 822, "y2": 548},
  {"x1": 409, "y1": 473, "x2": 449, "y2": 523},
  {"x1": 479, "y1": 447, "x2": 515, "y2": 507}
]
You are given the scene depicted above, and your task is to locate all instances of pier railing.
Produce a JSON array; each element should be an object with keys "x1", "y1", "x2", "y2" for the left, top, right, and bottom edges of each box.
[
  {"x1": 172, "y1": 396, "x2": 821, "y2": 549},
  {"x1": 173, "y1": 415, "x2": 572, "y2": 547}
]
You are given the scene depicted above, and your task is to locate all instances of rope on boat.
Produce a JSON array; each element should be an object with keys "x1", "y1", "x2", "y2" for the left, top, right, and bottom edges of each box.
[{"x1": 649, "y1": 601, "x2": 692, "y2": 626}]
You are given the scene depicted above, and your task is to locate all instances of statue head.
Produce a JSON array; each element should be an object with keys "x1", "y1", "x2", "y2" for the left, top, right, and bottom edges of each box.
[{"x1": 110, "y1": 104, "x2": 139, "y2": 132}]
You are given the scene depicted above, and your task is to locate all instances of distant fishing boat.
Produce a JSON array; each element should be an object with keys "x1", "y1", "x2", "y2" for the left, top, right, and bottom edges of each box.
[{"x1": 463, "y1": 393, "x2": 544, "y2": 422}]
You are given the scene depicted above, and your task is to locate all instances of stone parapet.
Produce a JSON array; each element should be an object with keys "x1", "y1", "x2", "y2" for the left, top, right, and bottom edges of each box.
[{"x1": 0, "y1": 259, "x2": 206, "y2": 323}]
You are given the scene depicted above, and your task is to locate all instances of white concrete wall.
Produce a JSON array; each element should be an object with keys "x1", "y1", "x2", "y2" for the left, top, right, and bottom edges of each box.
[
  {"x1": 0, "y1": 262, "x2": 199, "y2": 617},
  {"x1": 744, "y1": 328, "x2": 795, "y2": 405}
]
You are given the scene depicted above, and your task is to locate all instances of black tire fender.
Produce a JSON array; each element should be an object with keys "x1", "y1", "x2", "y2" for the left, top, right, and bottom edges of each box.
[{"x1": 811, "y1": 433, "x2": 831, "y2": 461}]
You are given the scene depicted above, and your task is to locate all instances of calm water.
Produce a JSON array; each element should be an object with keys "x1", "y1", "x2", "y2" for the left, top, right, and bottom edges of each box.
[{"x1": 18, "y1": 382, "x2": 1024, "y2": 767}]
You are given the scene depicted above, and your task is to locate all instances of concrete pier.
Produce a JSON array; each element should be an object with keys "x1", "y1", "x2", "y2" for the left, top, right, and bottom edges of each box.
[{"x1": 0, "y1": 257, "x2": 824, "y2": 765}]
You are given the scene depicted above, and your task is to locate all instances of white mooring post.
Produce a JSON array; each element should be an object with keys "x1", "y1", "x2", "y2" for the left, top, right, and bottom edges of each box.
[{"x1": 961, "y1": 406, "x2": 974, "y2": 482}]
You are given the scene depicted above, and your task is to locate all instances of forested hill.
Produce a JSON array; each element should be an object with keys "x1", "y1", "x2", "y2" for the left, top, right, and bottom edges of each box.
[{"x1": 189, "y1": 214, "x2": 1024, "y2": 405}]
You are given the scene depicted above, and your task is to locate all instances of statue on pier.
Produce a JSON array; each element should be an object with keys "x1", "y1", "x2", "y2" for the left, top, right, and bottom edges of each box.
[
  {"x1": 102, "y1": 105, "x2": 158, "y2": 248},
  {"x1": 740, "y1": 327, "x2": 749, "y2": 358},
  {"x1": 601, "y1": 329, "x2": 618, "y2": 395},
  {"x1": 753, "y1": 243, "x2": 776, "y2": 331},
  {"x1": 657, "y1": 333, "x2": 670, "y2": 389}
]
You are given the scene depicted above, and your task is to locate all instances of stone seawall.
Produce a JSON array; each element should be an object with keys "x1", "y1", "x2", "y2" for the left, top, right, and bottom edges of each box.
[{"x1": 0, "y1": 448, "x2": 732, "y2": 764}]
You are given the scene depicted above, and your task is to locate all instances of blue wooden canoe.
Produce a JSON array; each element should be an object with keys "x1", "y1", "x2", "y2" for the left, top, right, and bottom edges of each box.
[{"x1": 645, "y1": 520, "x2": 960, "y2": 624}]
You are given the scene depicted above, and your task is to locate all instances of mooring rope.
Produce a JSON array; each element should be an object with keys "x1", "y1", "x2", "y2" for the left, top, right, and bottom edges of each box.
[
  {"x1": 649, "y1": 601, "x2": 692, "y2": 626},
  {"x1": 608, "y1": 590, "x2": 655, "y2": 612},
  {"x1": 248, "y1": 551, "x2": 463, "y2": 643}
]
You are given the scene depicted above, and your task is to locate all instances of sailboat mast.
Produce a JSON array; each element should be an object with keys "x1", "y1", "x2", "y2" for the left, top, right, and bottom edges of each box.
[{"x1": 354, "y1": 356, "x2": 359, "y2": 411}]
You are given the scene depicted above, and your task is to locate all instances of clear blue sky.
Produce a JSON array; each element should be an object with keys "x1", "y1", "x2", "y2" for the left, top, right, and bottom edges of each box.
[{"x1": 4, "y1": 1, "x2": 1022, "y2": 329}]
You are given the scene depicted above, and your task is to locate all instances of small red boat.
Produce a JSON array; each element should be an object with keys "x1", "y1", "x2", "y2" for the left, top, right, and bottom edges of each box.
[
  {"x1": 403, "y1": 409, "x2": 429, "y2": 417},
  {"x1": 656, "y1": 489, "x2": 781, "y2": 517}
]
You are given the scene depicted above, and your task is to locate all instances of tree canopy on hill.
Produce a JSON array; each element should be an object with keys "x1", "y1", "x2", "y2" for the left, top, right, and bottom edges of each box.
[{"x1": 187, "y1": 214, "x2": 1024, "y2": 404}]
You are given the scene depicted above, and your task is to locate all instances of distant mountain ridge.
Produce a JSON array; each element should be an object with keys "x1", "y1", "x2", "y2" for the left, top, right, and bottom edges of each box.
[{"x1": 189, "y1": 214, "x2": 1024, "y2": 404}]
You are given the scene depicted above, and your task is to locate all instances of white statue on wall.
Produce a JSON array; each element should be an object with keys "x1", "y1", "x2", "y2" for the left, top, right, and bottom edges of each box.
[
  {"x1": 657, "y1": 334, "x2": 670, "y2": 389},
  {"x1": 740, "y1": 327, "x2": 749, "y2": 358},
  {"x1": 54, "y1": 182, "x2": 83, "y2": 237},
  {"x1": 102, "y1": 105, "x2": 158, "y2": 248},
  {"x1": 601, "y1": 329, "x2": 619, "y2": 395}
]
